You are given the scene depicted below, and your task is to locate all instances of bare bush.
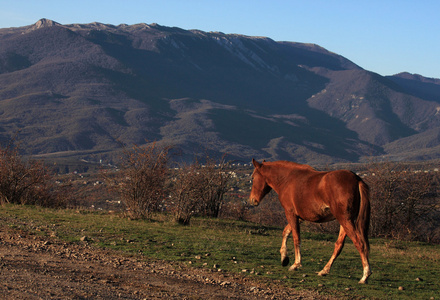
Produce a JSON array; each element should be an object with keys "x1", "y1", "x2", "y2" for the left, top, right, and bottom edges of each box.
[
  {"x1": 169, "y1": 157, "x2": 231, "y2": 225},
  {"x1": 364, "y1": 161, "x2": 440, "y2": 242},
  {"x1": 244, "y1": 191, "x2": 286, "y2": 227},
  {"x1": 113, "y1": 142, "x2": 170, "y2": 219},
  {"x1": 169, "y1": 163, "x2": 203, "y2": 225},
  {"x1": 0, "y1": 142, "x2": 64, "y2": 207},
  {"x1": 199, "y1": 157, "x2": 231, "y2": 218},
  {"x1": 220, "y1": 197, "x2": 250, "y2": 221}
]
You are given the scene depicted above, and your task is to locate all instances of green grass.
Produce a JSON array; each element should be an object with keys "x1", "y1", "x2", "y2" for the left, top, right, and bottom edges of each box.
[{"x1": 1, "y1": 204, "x2": 439, "y2": 299}]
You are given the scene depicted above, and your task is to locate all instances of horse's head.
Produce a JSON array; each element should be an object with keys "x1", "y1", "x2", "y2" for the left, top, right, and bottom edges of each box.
[{"x1": 249, "y1": 159, "x2": 272, "y2": 206}]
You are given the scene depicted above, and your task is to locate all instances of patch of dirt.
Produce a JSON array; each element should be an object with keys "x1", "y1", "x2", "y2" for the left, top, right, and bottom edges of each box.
[{"x1": 0, "y1": 228, "x2": 331, "y2": 299}]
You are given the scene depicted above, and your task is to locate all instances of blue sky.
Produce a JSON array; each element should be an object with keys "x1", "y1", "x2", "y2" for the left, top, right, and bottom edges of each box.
[{"x1": 1, "y1": 0, "x2": 439, "y2": 79}]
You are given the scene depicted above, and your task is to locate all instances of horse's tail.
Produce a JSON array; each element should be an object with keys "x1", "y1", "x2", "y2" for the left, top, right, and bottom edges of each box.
[{"x1": 356, "y1": 179, "x2": 371, "y2": 254}]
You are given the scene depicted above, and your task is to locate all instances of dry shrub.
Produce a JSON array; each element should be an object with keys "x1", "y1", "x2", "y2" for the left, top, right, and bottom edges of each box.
[
  {"x1": 199, "y1": 157, "x2": 231, "y2": 218},
  {"x1": 0, "y1": 141, "x2": 65, "y2": 207},
  {"x1": 364, "y1": 161, "x2": 440, "y2": 242},
  {"x1": 169, "y1": 162, "x2": 204, "y2": 225},
  {"x1": 244, "y1": 191, "x2": 286, "y2": 227},
  {"x1": 169, "y1": 156, "x2": 231, "y2": 225},
  {"x1": 220, "y1": 197, "x2": 250, "y2": 221},
  {"x1": 113, "y1": 142, "x2": 170, "y2": 219}
]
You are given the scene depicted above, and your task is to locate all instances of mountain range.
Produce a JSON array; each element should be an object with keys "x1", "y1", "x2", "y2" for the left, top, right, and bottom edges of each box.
[{"x1": 1, "y1": 19, "x2": 440, "y2": 165}]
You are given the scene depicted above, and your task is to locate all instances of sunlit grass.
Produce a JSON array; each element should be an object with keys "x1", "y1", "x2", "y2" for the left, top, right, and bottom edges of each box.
[{"x1": 1, "y1": 204, "x2": 439, "y2": 299}]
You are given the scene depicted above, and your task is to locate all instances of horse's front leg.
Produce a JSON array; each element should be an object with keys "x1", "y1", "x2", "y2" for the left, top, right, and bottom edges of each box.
[
  {"x1": 286, "y1": 215, "x2": 302, "y2": 271},
  {"x1": 280, "y1": 224, "x2": 291, "y2": 266}
]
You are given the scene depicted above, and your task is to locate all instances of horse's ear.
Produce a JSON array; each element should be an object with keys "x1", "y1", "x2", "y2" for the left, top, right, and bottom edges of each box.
[
  {"x1": 263, "y1": 159, "x2": 266, "y2": 162},
  {"x1": 252, "y1": 158, "x2": 261, "y2": 169}
]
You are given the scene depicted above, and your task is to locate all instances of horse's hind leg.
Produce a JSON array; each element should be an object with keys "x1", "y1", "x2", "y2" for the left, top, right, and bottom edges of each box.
[
  {"x1": 280, "y1": 224, "x2": 291, "y2": 266},
  {"x1": 318, "y1": 225, "x2": 346, "y2": 276},
  {"x1": 340, "y1": 222, "x2": 371, "y2": 284}
]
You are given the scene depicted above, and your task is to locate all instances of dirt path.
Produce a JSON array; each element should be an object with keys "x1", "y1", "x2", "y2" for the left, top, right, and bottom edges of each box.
[{"x1": 0, "y1": 229, "x2": 330, "y2": 299}]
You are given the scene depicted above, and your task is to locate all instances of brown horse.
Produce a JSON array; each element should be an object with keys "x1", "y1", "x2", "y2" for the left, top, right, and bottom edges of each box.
[{"x1": 249, "y1": 159, "x2": 371, "y2": 284}]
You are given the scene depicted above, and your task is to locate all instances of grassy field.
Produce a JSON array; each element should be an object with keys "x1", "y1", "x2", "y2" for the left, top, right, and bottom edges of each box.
[{"x1": 1, "y1": 204, "x2": 439, "y2": 299}]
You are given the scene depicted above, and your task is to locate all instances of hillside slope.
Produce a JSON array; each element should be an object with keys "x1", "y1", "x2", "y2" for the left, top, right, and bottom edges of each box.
[{"x1": 1, "y1": 19, "x2": 439, "y2": 164}]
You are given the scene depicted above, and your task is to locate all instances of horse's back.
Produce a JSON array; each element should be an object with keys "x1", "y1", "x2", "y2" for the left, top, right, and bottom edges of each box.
[
  {"x1": 319, "y1": 170, "x2": 365, "y2": 218},
  {"x1": 319, "y1": 169, "x2": 361, "y2": 199},
  {"x1": 324, "y1": 169, "x2": 359, "y2": 184}
]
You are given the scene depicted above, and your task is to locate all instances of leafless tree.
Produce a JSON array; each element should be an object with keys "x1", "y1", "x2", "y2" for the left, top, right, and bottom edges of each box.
[
  {"x1": 364, "y1": 161, "x2": 440, "y2": 242},
  {"x1": 169, "y1": 156, "x2": 231, "y2": 225},
  {"x1": 199, "y1": 157, "x2": 231, "y2": 218},
  {"x1": 0, "y1": 141, "x2": 63, "y2": 207},
  {"x1": 113, "y1": 142, "x2": 170, "y2": 219}
]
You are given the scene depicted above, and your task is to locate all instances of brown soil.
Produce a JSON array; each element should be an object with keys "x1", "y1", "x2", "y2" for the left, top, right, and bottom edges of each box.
[{"x1": 0, "y1": 228, "x2": 332, "y2": 299}]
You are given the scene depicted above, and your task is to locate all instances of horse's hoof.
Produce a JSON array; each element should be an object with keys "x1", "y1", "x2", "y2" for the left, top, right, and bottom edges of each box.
[
  {"x1": 281, "y1": 256, "x2": 290, "y2": 267},
  {"x1": 358, "y1": 274, "x2": 372, "y2": 284},
  {"x1": 288, "y1": 264, "x2": 302, "y2": 271},
  {"x1": 317, "y1": 270, "x2": 328, "y2": 277},
  {"x1": 359, "y1": 268, "x2": 372, "y2": 283}
]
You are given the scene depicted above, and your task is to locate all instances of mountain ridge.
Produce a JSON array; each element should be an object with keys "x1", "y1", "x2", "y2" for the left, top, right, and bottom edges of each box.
[{"x1": 1, "y1": 19, "x2": 439, "y2": 165}]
